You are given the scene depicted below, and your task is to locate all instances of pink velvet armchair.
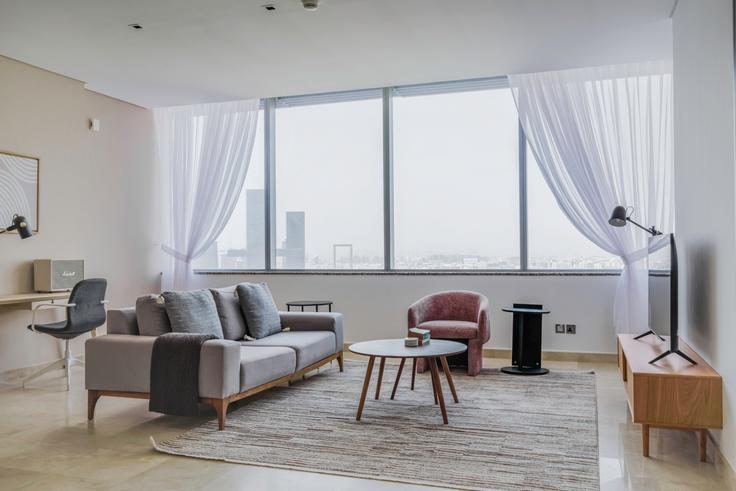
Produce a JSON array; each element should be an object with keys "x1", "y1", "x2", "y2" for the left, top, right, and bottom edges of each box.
[{"x1": 408, "y1": 290, "x2": 490, "y2": 376}]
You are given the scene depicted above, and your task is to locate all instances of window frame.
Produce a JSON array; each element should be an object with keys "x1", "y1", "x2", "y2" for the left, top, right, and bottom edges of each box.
[{"x1": 194, "y1": 76, "x2": 622, "y2": 274}]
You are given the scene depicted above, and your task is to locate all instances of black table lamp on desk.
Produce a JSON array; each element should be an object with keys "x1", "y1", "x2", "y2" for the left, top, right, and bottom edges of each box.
[{"x1": 0, "y1": 214, "x2": 32, "y2": 239}]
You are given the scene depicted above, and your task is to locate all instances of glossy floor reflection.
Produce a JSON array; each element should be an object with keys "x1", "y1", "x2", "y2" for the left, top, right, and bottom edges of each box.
[{"x1": 0, "y1": 355, "x2": 733, "y2": 490}]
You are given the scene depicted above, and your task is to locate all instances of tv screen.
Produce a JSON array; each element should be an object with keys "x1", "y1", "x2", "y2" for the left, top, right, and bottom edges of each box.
[
  {"x1": 645, "y1": 234, "x2": 694, "y2": 364},
  {"x1": 648, "y1": 234, "x2": 672, "y2": 338}
]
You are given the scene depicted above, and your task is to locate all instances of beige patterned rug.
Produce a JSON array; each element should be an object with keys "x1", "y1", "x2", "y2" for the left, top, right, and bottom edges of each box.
[{"x1": 153, "y1": 360, "x2": 599, "y2": 491}]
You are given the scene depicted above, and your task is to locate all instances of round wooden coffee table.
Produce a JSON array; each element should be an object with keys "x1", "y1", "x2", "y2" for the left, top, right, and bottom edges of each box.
[{"x1": 348, "y1": 339, "x2": 467, "y2": 424}]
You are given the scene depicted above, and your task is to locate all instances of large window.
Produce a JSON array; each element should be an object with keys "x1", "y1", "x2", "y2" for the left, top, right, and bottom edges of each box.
[
  {"x1": 526, "y1": 146, "x2": 622, "y2": 269},
  {"x1": 193, "y1": 111, "x2": 265, "y2": 270},
  {"x1": 274, "y1": 96, "x2": 384, "y2": 269},
  {"x1": 392, "y1": 86, "x2": 520, "y2": 269},
  {"x1": 195, "y1": 77, "x2": 624, "y2": 273}
]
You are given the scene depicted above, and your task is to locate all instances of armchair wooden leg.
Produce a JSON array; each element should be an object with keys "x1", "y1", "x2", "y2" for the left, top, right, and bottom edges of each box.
[
  {"x1": 337, "y1": 351, "x2": 344, "y2": 372},
  {"x1": 212, "y1": 399, "x2": 230, "y2": 430},
  {"x1": 87, "y1": 390, "x2": 100, "y2": 421}
]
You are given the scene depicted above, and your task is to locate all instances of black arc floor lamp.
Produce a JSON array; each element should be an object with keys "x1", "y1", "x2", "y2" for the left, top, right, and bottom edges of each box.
[{"x1": 0, "y1": 214, "x2": 32, "y2": 239}]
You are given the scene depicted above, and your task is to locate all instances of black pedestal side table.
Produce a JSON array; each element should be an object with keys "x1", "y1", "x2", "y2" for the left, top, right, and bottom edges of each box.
[{"x1": 501, "y1": 304, "x2": 551, "y2": 375}]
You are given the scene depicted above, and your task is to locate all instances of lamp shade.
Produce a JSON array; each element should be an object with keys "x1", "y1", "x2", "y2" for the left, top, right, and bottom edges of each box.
[
  {"x1": 6, "y1": 214, "x2": 32, "y2": 239},
  {"x1": 608, "y1": 206, "x2": 628, "y2": 227}
]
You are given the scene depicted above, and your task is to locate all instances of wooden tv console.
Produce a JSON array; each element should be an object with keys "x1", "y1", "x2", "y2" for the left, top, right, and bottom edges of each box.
[{"x1": 617, "y1": 334, "x2": 722, "y2": 462}]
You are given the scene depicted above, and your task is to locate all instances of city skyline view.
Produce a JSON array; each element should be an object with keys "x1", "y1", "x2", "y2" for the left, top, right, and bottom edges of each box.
[{"x1": 194, "y1": 87, "x2": 628, "y2": 272}]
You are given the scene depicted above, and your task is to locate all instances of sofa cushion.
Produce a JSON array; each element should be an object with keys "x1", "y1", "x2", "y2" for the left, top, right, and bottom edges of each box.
[
  {"x1": 239, "y1": 346, "x2": 296, "y2": 391},
  {"x1": 162, "y1": 290, "x2": 223, "y2": 339},
  {"x1": 243, "y1": 331, "x2": 335, "y2": 370},
  {"x1": 135, "y1": 295, "x2": 171, "y2": 336},
  {"x1": 236, "y1": 283, "x2": 281, "y2": 339},
  {"x1": 210, "y1": 287, "x2": 248, "y2": 341},
  {"x1": 417, "y1": 320, "x2": 479, "y2": 339}
]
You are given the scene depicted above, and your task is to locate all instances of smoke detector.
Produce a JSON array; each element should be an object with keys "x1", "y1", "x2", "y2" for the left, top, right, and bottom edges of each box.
[{"x1": 301, "y1": 0, "x2": 319, "y2": 11}]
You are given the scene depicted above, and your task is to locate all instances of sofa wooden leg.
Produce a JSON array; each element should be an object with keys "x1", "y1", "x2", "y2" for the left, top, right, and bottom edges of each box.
[
  {"x1": 212, "y1": 399, "x2": 229, "y2": 430},
  {"x1": 337, "y1": 351, "x2": 344, "y2": 372},
  {"x1": 87, "y1": 390, "x2": 100, "y2": 421}
]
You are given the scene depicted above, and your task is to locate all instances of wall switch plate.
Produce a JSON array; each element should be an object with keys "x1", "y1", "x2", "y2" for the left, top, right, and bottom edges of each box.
[
  {"x1": 566, "y1": 324, "x2": 577, "y2": 334},
  {"x1": 555, "y1": 324, "x2": 565, "y2": 334}
]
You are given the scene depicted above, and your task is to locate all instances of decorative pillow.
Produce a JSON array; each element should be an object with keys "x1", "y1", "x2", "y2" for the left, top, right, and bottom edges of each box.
[
  {"x1": 161, "y1": 290, "x2": 223, "y2": 339},
  {"x1": 236, "y1": 283, "x2": 281, "y2": 339},
  {"x1": 210, "y1": 286, "x2": 248, "y2": 340},
  {"x1": 135, "y1": 295, "x2": 171, "y2": 336}
]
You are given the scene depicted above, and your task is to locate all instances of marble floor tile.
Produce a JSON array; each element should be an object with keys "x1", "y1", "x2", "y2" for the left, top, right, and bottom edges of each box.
[{"x1": 0, "y1": 357, "x2": 732, "y2": 490}]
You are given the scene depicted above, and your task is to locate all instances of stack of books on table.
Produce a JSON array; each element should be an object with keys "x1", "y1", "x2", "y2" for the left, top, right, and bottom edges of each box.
[{"x1": 406, "y1": 327, "x2": 430, "y2": 347}]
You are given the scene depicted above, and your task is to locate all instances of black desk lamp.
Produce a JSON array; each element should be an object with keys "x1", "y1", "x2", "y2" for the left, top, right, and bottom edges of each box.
[
  {"x1": 0, "y1": 214, "x2": 32, "y2": 239},
  {"x1": 608, "y1": 205, "x2": 662, "y2": 236}
]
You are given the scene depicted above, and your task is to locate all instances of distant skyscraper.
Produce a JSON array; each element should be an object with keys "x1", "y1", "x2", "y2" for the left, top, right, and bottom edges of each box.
[
  {"x1": 282, "y1": 211, "x2": 305, "y2": 269},
  {"x1": 246, "y1": 189, "x2": 265, "y2": 269}
]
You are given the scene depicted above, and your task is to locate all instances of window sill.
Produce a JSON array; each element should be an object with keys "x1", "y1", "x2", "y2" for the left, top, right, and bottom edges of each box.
[{"x1": 193, "y1": 269, "x2": 622, "y2": 277}]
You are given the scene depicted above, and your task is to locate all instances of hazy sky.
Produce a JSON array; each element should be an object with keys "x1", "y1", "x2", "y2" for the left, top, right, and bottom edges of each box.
[{"x1": 208, "y1": 87, "x2": 618, "y2": 268}]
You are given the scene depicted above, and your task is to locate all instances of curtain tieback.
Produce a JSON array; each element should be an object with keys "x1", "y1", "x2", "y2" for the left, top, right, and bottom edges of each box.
[
  {"x1": 620, "y1": 246, "x2": 649, "y2": 266},
  {"x1": 162, "y1": 245, "x2": 192, "y2": 264}
]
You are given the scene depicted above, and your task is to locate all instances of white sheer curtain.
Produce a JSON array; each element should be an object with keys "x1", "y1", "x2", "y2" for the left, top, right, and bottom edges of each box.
[
  {"x1": 509, "y1": 61, "x2": 673, "y2": 334},
  {"x1": 155, "y1": 99, "x2": 260, "y2": 290}
]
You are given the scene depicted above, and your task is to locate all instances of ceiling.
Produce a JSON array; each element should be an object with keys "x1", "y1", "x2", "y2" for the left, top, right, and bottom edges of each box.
[{"x1": 0, "y1": 0, "x2": 675, "y2": 108}]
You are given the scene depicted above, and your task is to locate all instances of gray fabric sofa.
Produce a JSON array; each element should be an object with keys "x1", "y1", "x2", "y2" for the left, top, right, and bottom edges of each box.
[{"x1": 86, "y1": 306, "x2": 344, "y2": 429}]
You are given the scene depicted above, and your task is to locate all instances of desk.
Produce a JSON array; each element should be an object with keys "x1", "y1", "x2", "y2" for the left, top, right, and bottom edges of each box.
[{"x1": 0, "y1": 292, "x2": 71, "y2": 312}]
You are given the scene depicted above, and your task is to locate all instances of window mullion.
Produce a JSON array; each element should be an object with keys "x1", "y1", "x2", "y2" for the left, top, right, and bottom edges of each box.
[
  {"x1": 382, "y1": 87, "x2": 395, "y2": 270},
  {"x1": 519, "y1": 122, "x2": 528, "y2": 271},
  {"x1": 264, "y1": 98, "x2": 276, "y2": 271}
]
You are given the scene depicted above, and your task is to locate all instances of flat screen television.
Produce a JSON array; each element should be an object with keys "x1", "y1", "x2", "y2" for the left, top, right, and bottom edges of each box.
[{"x1": 643, "y1": 233, "x2": 696, "y2": 364}]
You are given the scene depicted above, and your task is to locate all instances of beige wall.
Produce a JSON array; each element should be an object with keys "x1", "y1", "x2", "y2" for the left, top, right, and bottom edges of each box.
[
  {"x1": 673, "y1": 0, "x2": 736, "y2": 470},
  {"x1": 0, "y1": 55, "x2": 161, "y2": 373}
]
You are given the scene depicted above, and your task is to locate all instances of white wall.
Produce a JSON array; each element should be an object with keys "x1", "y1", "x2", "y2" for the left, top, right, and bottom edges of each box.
[
  {"x1": 190, "y1": 273, "x2": 621, "y2": 354},
  {"x1": 673, "y1": 0, "x2": 736, "y2": 470},
  {"x1": 0, "y1": 0, "x2": 674, "y2": 107},
  {"x1": 0, "y1": 55, "x2": 161, "y2": 373}
]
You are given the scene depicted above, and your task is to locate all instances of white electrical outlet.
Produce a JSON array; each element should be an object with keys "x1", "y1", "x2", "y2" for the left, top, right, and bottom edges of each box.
[{"x1": 555, "y1": 324, "x2": 565, "y2": 334}]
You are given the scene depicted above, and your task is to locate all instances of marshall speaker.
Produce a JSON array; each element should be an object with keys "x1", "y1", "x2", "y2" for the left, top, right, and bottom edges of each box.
[{"x1": 34, "y1": 259, "x2": 84, "y2": 292}]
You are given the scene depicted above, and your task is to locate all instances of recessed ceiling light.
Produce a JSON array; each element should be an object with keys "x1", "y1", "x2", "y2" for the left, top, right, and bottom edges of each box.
[
  {"x1": 262, "y1": 4, "x2": 276, "y2": 11},
  {"x1": 301, "y1": 0, "x2": 319, "y2": 11},
  {"x1": 128, "y1": 23, "x2": 143, "y2": 30}
]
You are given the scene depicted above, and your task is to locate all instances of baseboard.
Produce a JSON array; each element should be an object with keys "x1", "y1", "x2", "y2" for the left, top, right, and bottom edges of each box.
[
  {"x1": 483, "y1": 348, "x2": 617, "y2": 363},
  {"x1": 341, "y1": 343, "x2": 616, "y2": 364}
]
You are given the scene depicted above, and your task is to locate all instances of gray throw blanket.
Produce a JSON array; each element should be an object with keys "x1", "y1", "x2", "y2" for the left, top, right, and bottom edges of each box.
[{"x1": 149, "y1": 332, "x2": 216, "y2": 416}]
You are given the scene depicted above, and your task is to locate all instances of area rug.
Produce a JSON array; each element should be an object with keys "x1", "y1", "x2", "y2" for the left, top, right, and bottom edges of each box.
[{"x1": 153, "y1": 360, "x2": 599, "y2": 491}]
